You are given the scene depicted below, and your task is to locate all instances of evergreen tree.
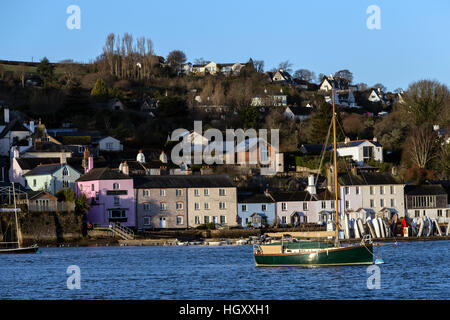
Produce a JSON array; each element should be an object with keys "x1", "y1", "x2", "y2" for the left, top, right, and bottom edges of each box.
[
  {"x1": 308, "y1": 102, "x2": 343, "y2": 145},
  {"x1": 90, "y1": 78, "x2": 108, "y2": 99},
  {"x1": 36, "y1": 57, "x2": 54, "y2": 87}
]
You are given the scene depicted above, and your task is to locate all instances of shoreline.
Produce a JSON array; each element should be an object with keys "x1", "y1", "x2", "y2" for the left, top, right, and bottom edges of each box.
[{"x1": 29, "y1": 235, "x2": 450, "y2": 248}]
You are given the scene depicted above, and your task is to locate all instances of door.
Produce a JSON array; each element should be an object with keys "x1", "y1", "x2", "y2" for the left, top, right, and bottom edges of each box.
[{"x1": 159, "y1": 217, "x2": 167, "y2": 228}]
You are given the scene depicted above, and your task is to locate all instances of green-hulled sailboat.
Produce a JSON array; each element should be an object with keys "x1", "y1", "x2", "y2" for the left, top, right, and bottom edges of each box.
[{"x1": 254, "y1": 88, "x2": 374, "y2": 267}]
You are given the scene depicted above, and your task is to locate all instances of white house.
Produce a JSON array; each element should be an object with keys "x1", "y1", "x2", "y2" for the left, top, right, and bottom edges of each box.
[
  {"x1": 96, "y1": 136, "x2": 123, "y2": 152},
  {"x1": 284, "y1": 106, "x2": 311, "y2": 121},
  {"x1": 334, "y1": 137, "x2": 383, "y2": 165},
  {"x1": 368, "y1": 89, "x2": 383, "y2": 103},
  {"x1": 0, "y1": 108, "x2": 33, "y2": 156}
]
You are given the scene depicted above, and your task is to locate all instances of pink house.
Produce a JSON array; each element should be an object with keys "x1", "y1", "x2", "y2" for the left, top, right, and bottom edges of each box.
[{"x1": 76, "y1": 167, "x2": 135, "y2": 228}]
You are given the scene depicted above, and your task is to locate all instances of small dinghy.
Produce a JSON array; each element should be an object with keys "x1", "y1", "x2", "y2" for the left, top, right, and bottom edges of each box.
[
  {"x1": 426, "y1": 218, "x2": 433, "y2": 236},
  {"x1": 372, "y1": 218, "x2": 381, "y2": 238},
  {"x1": 367, "y1": 218, "x2": 376, "y2": 238},
  {"x1": 378, "y1": 218, "x2": 386, "y2": 238},
  {"x1": 344, "y1": 214, "x2": 350, "y2": 239},
  {"x1": 353, "y1": 219, "x2": 361, "y2": 239},
  {"x1": 433, "y1": 219, "x2": 442, "y2": 236},
  {"x1": 357, "y1": 218, "x2": 365, "y2": 237},
  {"x1": 447, "y1": 220, "x2": 450, "y2": 236},
  {"x1": 417, "y1": 218, "x2": 424, "y2": 237}
]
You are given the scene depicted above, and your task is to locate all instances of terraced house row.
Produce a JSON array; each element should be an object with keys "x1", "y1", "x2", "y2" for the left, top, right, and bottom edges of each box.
[{"x1": 74, "y1": 166, "x2": 449, "y2": 230}]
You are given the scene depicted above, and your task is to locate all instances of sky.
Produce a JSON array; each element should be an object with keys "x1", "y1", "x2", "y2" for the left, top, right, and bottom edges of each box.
[{"x1": 1, "y1": 0, "x2": 449, "y2": 91}]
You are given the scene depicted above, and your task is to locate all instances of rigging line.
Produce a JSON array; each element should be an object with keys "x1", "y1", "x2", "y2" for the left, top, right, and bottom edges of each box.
[
  {"x1": 335, "y1": 117, "x2": 358, "y2": 186},
  {"x1": 314, "y1": 120, "x2": 333, "y2": 187}
]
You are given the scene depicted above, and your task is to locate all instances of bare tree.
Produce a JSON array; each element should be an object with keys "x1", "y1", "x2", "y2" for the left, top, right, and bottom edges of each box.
[
  {"x1": 334, "y1": 69, "x2": 353, "y2": 84},
  {"x1": 278, "y1": 60, "x2": 293, "y2": 73},
  {"x1": 253, "y1": 60, "x2": 264, "y2": 73},
  {"x1": 407, "y1": 126, "x2": 439, "y2": 169},
  {"x1": 294, "y1": 69, "x2": 315, "y2": 82},
  {"x1": 14, "y1": 63, "x2": 27, "y2": 87}
]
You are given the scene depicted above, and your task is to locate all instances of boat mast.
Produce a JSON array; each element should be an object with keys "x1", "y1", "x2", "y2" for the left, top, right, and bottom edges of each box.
[
  {"x1": 332, "y1": 88, "x2": 340, "y2": 247},
  {"x1": 11, "y1": 183, "x2": 20, "y2": 248}
]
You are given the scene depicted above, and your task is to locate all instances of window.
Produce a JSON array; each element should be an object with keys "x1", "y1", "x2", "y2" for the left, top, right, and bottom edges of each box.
[
  {"x1": 143, "y1": 217, "x2": 151, "y2": 226},
  {"x1": 345, "y1": 200, "x2": 349, "y2": 209},
  {"x1": 91, "y1": 184, "x2": 95, "y2": 191},
  {"x1": 106, "y1": 142, "x2": 113, "y2": 150},
  {"x1": 109, "y1": 209, "x2": 127, "y2": 219},
  {"x1": 33, "y1": 179, "x2": 37, "y2": 187},
  {"x1": 355, "y1": 186, "x2": 360, "y2": 195},
  {"x1": 282, "y1": 203, "x2": 287, "y2": 211},
  {"x1": 219, "y1": 202, "x2": 226, "y2": 210},
  {"x1": 95, "y1": 192, "x2": 99, "y2": 201},
  {"x1": 176, "y1": 189, "x2": 183, "y2": 197},
  {"x1": 281, "y1": 216, "x2": 287, "y2": 224},
  {"x1": 344, "y1": 187, "x2": 349, "y2": 195},
  {"x1": 143, "y1": 203, "x2": 150, "y2": 211},
  {"x1": 331, "y1": 201, "x2": 335, "y2": 209},
  {"x1": 303, "y1": 202, "x2": 308, "y2": 211},
  {"x1": 194, "y1": 189, "x2": 199, "y2": 196},
  {"x1": 321, "y1": 201, "x2": 326, "y2": 209},
  {"x1": 204, "y1": 216, "x2": 209, "y2": 224},
  {"x1": 262, "y1": 204, "x2": 267, "y2": 211},
  {"x1": 370, "y1": 199, "x2": 374, "y2": 208},
  {"x1": 212, "y1": 216, "x2": 217, "y2": 224},
  {"x1": 160, "y1": 189, "x2": 166, "y2": 197},
  {"x1": 176, "y1": 216, "x2": 183, "y2": 225},
  {"x1": 44, "y1": 182, "x2": 48, "y2": 190},
  {"x1": 370, "y1": 186, "x2": 374, "y2": 195},
  {"x1": 114, "y1": 196, "x2": 120, "y2": 206},
  {"x1": 380, "y1": 199, "x2": 384, "y2": 207},
  {"x1": 204, "y1": 203, "x2": 210, "y2": 210},
  {"x1": 62, "y1": 167, "x2": 69, "y2": 176},
  {"x1": 195, "y1": 216, "x2": 201, "y2": 224},
  {"x1": 437, "y1": 210, "x2": 443, "y2": 217},
  {"x1": 219, "y1": 189, "x2": 226, "y2": 196},
  {"x1": 204, "y1": 189, "x2": 209, "y2": 196},
  {"x1": 446, "y1": 210, "x2": 449, "y2": 218},
  {"x1": 113, "y1": 183, "x2": 120, "y2": 190},
  {"x1": 79, "y1": 184, "x2": 83, "y2": 191},
  {"x1": 390, "y1": 199, "x2": 395, "y2": 207},
  {"x1": 415, "y1": 210, "x2": 420, "y2": 218},
  {"x1": 160, "y1": 202, "x2": 167, "y2": 211},
  {"x1": 220, "y1": 215, "x2": 226, "y2": 224},
  {"x1": 143, "y1": 190, "x2": 149, "y2": 197},
  {"x1": 176, "y1": 202, "x2": 183, "y2": 210},
  {"x1": 194, "y1": 203, "x2": 200, "y2": 210},
  {"x1": 380, "y1": 186, "x2": 384, "y2": 195},
  {"x1": 390, "y1": 186, "x2": 394, "y2": 194},
  {"x1": 62, "y1": 180, "x2": 69, "y2": 188},
  {"x1": 242, "y1": 205, "x2": 247, "y2": 212}
]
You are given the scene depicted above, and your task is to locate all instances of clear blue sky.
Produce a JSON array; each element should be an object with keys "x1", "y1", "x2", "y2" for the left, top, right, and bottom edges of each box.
[{"x1": 1, "y1": 0, "x2": 449, "y2": 91}]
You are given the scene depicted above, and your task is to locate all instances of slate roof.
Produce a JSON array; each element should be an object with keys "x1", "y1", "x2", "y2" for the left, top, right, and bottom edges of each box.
[
  {"x1": 334, "y1": 139, "x2": 382, "y2": 148},
  {"x1": 338, "y1": 172, "x2": 402, "y2": 186},
  {"x1": 299, "y1": 144, "x2": 325, "y2": 155},
  {"x1": 23, "y1": 164, "x2": 63, "y2": 176},
  {"x1": 271, "y1": 191, "x2": 315, "y2": 202},
  {"x1": 404, "y1": 184, "x2": 447, "y2": 196},
  {"x1": 16, "y1": 157, "x2": 60, "y2": 170},
  {"x1": 76, "y1": 167, "x2": 132, "y2": 182},
  {"x1": 287, "y1": 106, "x2": 312, "y2": 116},
  {"x1": 238, "y1": 193, "x2": 276, "y2": 204},
  {"x1": 133, "y1": 174, "x2": 235, "y2": 189},
  {"x1": 0, "y1": 119, "x2": 30, "y2": 138}
]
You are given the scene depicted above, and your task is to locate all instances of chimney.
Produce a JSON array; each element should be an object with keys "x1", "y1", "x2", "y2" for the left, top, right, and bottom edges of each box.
[
  {"x1": 306, "y1": 174, "x2": 316, "y2": 195},
  {"x1": 391, "y1": 166, "x2": 398, "y2": 176},
  {"x1": 373, "y1": 136, "x2": 377, "y2": 142},
  {"x1": 351, "y1": 165, "x2": 358, "y2": 176},
  {"x1": 344, "y1": 137, "x2": 350, "y2": 144},
  {"x1": 159, "y1": 150, "x2": 168, "y2": 164},
  {"x1": 122, "y1": 161, "x2": 129, "y2": 175},
  {"x1": 13, "y1": 146, "x2": 19, "y2": 158},
  {"x1": 4, "y1": 108, "x2": 9, "y2": 123},
  {"x1": 60, "y1": 152, "x2": 67, "y2": 164},
  {"x1": 84, "y1": 155, "x2": 94, "y2": 174},
  {"x1": 137, "y1": 149, "x2": 146, "y2": 163}
]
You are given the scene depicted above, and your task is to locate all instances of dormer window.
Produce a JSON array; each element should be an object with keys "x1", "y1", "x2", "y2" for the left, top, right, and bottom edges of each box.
[{"x1": 62, "y1": 167, "x2": 69, "y2": 176}]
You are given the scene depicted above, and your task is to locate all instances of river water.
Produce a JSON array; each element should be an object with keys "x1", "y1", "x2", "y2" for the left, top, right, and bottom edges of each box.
[{"x1": 0, "y1": 241, "x2": 448, "y2": 299}]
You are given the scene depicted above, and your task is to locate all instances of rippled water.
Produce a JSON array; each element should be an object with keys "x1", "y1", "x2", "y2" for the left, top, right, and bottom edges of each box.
[{"x1": 0, "y1": 241, "x2": 448, "y2": 299}]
